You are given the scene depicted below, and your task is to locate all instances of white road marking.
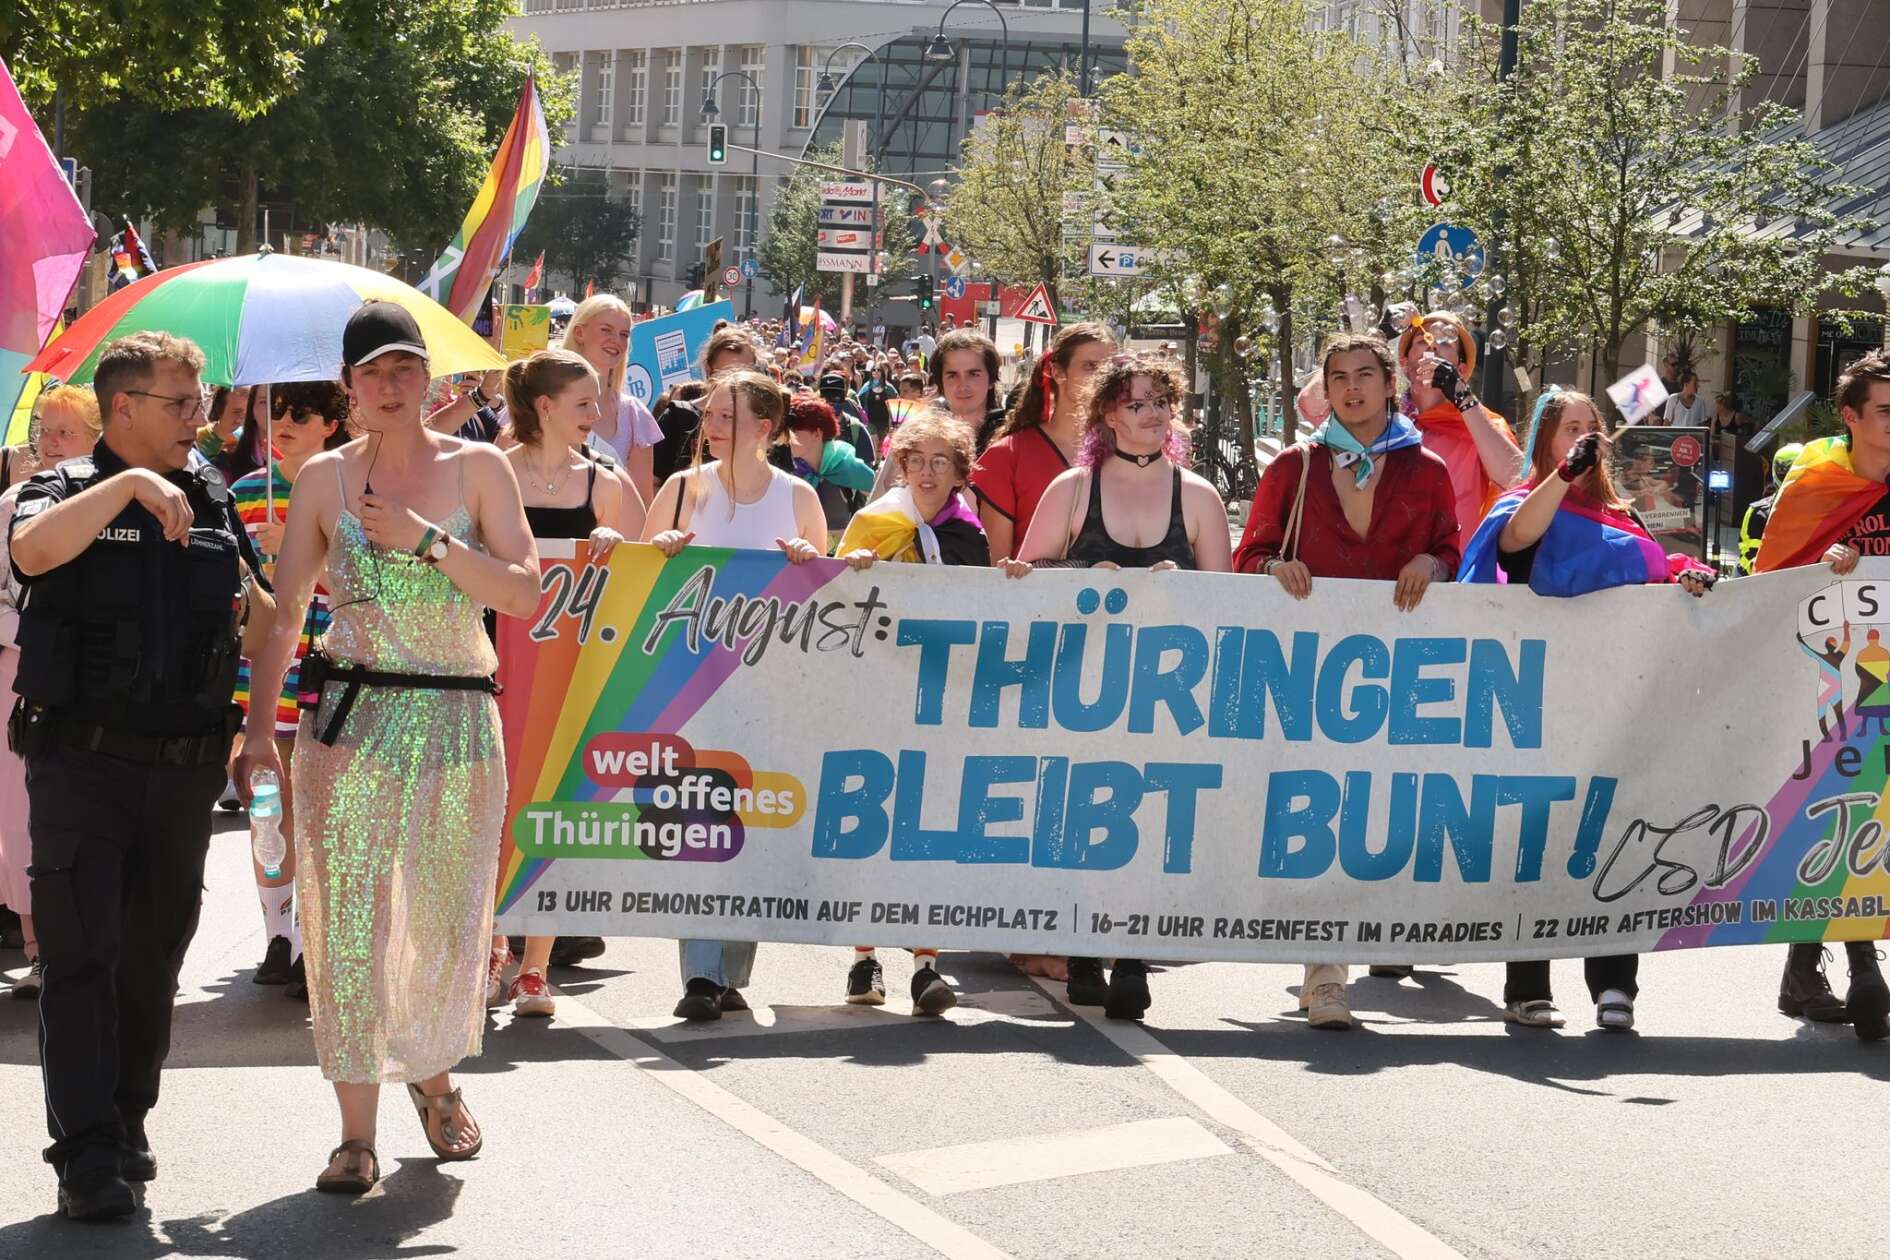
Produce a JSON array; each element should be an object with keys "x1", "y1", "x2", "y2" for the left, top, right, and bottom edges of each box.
[
  {"x1": 552, "y1": 989, "x2": 1017, "y2": 1260},
  {"x1": 877, "y1": 1116, "x2": 1232, "y2": 1197},
  {"x1": 1031, "y1": 980, "x2": 1468, "y2": 1260}
]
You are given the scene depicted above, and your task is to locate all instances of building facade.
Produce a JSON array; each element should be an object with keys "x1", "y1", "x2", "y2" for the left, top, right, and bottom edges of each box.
[{"x1": 505, "y1": 0, "x2": 1130, "y2": 313}]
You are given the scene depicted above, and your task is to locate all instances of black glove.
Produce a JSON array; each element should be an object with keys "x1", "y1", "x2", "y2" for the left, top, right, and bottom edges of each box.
[
  {"x1": 1429, "y1": 360, "x2": 1478, "y2": 410},
  {"x1": 1558, "y1": 431, "x2": 1603, "y2": 481}
]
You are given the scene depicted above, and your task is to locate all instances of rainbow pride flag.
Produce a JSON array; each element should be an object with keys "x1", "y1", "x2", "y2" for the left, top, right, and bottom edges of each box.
[
  {"x1": 1753, "y1": 435, "x2": 1884, "y2": 572},
  {"x1": 420, "y1": 74, "x2": 550, "y2": 325}
]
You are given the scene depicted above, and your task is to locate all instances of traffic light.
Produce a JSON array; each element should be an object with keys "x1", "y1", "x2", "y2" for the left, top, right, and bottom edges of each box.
[
  {"x1": 706, "y1": 124, "x2": 728, "y2": 166},
  {"x1": 685, "y1": 261, "x2": 705, "y2": 290},
  {"x1": 917, "y1": 274, "x2": 934, "y2": 310}
]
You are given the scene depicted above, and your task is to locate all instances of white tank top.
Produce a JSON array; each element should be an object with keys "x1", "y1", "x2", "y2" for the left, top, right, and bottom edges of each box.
[{"x1": 684, "y1": 463, "x2": 801, "y2": 548}]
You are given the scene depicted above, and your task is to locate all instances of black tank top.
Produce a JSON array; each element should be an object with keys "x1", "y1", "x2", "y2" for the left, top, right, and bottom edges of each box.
[
  {"x1": 1068, "y1": 466, "x2": 1195, "y2": 569},
  {"x1": 523, "y1": 460, "x2": 599, "y2": 539}
]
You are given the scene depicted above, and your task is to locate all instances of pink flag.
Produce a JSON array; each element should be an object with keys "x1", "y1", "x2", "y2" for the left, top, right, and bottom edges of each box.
[{"x1": 0, "y1": 57, "x2": 96, "y2": 357}]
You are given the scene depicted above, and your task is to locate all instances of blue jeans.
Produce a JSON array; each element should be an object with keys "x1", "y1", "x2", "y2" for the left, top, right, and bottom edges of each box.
[{"x1": 679, "y1": 940, "x2": 755, "y2": 989}]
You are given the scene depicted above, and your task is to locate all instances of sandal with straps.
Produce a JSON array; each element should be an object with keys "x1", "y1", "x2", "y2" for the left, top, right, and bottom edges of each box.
[
  {"x1": 1503, "y1": 999, "x2": 1566, "y2": 1028},
  {"x1": 407, "y1": 1084, "x2": 483, "y2": 1161},
  {"x1": 316, "y1": 1139, "x2": 380, "y2": 1194}
]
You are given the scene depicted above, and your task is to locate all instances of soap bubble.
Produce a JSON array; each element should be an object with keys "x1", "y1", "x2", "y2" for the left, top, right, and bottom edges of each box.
[{"x1": 1487, "y1": 329, "x2": 1508, "y2": 351}]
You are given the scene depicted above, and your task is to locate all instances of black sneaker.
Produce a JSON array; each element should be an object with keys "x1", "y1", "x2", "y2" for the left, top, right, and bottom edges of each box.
[
  {"x1": 285, "y1": 954, "x2": 308, "y2": 1002},
  {"x1": 254, "y1": 935, "x2": 293, "y2": 986},
  {"x1": 120, "y1": 1122, "x2": 156, "y2": 1183},
  {"x1": 0, "y1": 905, "x2": 23, "y2": 949},
  {"x1": 845, "y1": 956, "x2": 887, "y2": 1006},
  {"x1": 1104, "y1": 959, "x2": 1151, "y2": 1021},
  {"x1": 11, "y1": 956, "x2": 42, "y2": 1001},
  {"x1": 673, "y1": 978, "x2": 723, "y2": 1022},
  {"x1": 911, "y1": 965, "x2": 956, "y2": 1016},
  {"x1": 1779, "y1": 944, "x2": 1848, "y2": 1022},
  {"x1": 548, "y1": 936, "x2": 607, "y2": 968},
  {"x1": 719, "y1": 987, "x2": 749, "y2": 1013},
  {"x1": 57, "y1": 1168, "x2": 135, "y2": 1220},
  {"x1": 1066, "y1": 957, "x2": 1107, "y2": 1006},
  {"x1": 1846, "y1": 944, "x2": 1889, "y2": 1042}
]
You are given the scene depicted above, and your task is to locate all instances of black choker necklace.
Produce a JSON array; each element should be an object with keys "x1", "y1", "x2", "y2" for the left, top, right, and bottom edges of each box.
[{"x1": 1114, "y1": 447, "x2": 1162, "y2": 467}]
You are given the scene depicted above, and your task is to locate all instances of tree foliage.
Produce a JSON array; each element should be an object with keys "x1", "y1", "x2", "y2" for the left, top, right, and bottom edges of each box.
[
  {"x1": 1440, "y1": 0, "x2": 1874, "y2": 390},
  {"x1": 513, "y1": 169, "x2": 640, "y2": 294},
  {"x1": 941, "y1": 72, "x2": 1091, "y2": 313},
  {"x1": 2, "y1": 0, "x2": 328, "y2": 117},
  {"x1": 64, "y1": 0, "x2": 571, "y2": 255},
  {"x1": 1103, "y1": 0, "x2": 1418, "y2": 454}
]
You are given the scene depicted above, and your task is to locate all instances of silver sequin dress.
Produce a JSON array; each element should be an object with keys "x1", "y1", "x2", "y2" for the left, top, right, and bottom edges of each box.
[{"x1": 294, "y1": 484, "x2": 505, "y2": 1084}]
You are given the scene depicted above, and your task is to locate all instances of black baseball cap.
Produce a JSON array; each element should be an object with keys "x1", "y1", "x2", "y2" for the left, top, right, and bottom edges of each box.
[
  {"x1": 343, "y1": 301, "x2": 429, "y2": 368},
  {"x1": 818, "y1": 373, "x2": 848, "y2": 397}
]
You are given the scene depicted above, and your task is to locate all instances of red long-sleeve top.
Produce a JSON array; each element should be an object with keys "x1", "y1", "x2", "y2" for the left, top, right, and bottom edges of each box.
[{"x1": 1232, "y1": 444, "x2": 1462, "y2": 579}]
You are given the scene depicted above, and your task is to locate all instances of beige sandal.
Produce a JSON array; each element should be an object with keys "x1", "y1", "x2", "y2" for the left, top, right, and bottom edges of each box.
[
  {"x1": 407, "y1": 1084, "x2": 483, "y2": 1160},
  {"x1": 316, "y1": 1139, "x2": 379, "y2": 1193}
]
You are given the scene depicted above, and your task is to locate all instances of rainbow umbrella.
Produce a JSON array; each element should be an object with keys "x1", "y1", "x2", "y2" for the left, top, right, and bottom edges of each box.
[
  {"x1": 674, "y1": 290, "x2": 705, "y2": 312},
  {"x1": 23, "y1": 251, "x2": 505, "y2": 387}
]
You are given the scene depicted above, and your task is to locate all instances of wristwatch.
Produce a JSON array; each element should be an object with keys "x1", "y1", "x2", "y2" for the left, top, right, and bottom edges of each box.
[
  {"x1": 413, "y1": 525, "x2": 450, "y2": 564},
  {"x1": 469, "y1": 385, "x2": 491, "y2": 408}
]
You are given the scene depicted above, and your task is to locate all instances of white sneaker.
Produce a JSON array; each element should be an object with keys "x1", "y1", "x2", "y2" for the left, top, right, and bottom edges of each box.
[
  {"x1": 1596, "y1": 988, "x2": 1635, "y2": 1031},
  {"x1": 1305, "y1": 982, "x2": 1354, "y2": 1029},
  {"x1": 484, "y1": 948, "x2": 512, "y2": 1009}
]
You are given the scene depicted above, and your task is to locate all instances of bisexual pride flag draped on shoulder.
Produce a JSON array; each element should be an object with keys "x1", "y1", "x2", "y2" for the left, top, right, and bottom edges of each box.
[
  {"x1": 0, "y1": 57, "x2": 97, "y2": 420},
  {"x1": 1460, "y1": 482, "x2": 1697, "y2": 596},
  {"x1": 419, "y1": 74, "x2": 550, "y2": 325}
]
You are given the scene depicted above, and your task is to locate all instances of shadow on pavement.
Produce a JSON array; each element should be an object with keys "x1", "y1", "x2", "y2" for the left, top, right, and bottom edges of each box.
[{"x1": 0, "y1": 1159, "x2": 463, "y2": 1259}]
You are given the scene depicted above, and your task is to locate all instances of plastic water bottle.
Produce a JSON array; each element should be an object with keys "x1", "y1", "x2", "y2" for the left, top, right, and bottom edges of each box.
[{"x1": 250, "y1": 769, "x2": 285, "y2": 879}]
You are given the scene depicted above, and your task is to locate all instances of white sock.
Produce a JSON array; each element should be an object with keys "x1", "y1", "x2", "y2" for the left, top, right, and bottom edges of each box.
[
  {"x1": 259, "y1": 880, "x2": 299, "y2": 955},
  {"x1": 854, "y1": 947, "x2": 876, "y2": 960}
]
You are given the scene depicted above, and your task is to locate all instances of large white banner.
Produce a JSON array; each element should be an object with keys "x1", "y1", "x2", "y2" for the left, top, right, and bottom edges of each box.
[{"x1": 490, "y1": 546, "x2": 1890, "y2": 963}]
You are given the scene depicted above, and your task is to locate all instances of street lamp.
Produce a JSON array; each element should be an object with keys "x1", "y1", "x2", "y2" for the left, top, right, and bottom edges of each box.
[
  {"x1": 926, "y1": 0, "x2": 1011, "y2": 105},
  {"x1": 702, "y1": 69, "x2": 763, "y2": 319},
  {"x1": 817, "y1": 42, "x2": 887, "y2": 162}
]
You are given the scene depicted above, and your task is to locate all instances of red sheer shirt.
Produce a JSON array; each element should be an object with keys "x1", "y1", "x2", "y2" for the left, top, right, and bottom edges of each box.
[{"x1": 1233, "y1": 444, "x2": 1461, "y2": 580}]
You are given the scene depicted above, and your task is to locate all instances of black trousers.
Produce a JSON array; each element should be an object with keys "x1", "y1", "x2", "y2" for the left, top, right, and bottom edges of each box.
[
  {"x1": 1504, "y1": 955, "x2": 1640, "y2": 1004},
  {"x1": 26, "y1": 742, "x2": 222, "y2": 1175}
]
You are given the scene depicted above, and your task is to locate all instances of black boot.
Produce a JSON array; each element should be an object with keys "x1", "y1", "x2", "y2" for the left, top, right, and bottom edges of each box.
[
  {"x1": 1778, "y1": 944, "x2": 1848, "y2": 1022},
  {"x1": 120, "y1": 1120, "x2": 156, "y2": 1183},
  {"x1": 1844, "y1": 942, "x2": 1889, "y2": 1042},
  {"x1": 1065, "y1": 957, "x2": 1107, "y2": 1006},
  {"x1": 1103, "y1": 959, "x2": 1151, "y2": 1021}
]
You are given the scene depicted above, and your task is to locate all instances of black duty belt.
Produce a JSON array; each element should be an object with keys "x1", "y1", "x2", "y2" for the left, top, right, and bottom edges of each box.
[
  {"x1": 299, "y1": 651, "x2": 500, "y2": 746},
  {"x1": 49, "y1": 716, "x2": 235, "y2": 767}
]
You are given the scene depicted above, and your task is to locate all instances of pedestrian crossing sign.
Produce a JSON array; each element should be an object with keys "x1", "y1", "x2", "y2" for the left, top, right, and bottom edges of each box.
[{"x1": 1013, "y1": 282, "x2": 1058, "y2": 326}]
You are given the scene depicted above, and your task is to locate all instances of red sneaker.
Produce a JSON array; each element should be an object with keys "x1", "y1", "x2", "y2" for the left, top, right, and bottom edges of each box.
[{"x1": 508, "y1": 968, "x2": 554, "y2": 1018}]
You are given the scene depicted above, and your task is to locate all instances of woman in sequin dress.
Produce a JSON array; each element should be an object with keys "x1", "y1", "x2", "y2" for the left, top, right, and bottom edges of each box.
[{"x1": 241, "y1": 303, "x2": 540, "y2": 1193}]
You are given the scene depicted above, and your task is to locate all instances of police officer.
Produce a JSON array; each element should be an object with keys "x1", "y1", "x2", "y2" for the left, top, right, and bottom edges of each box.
[{"x1": 9, "y1": 331, "x2": 272, "y2": 1220}]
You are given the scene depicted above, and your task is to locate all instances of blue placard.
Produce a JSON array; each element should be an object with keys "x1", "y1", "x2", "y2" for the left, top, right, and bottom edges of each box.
[
  {"x1": 944, "y1": 276, "x2": 968, "y2": 300},
  {"x1": 1415, "y1": 223, "x2": 1484, "y2": 291},
  {"x1": 625, "y1": 300, "x2": 737, "y2": 405},
  {"x1": 740, "y1": 258, "x2": 759, "y2": 279}
]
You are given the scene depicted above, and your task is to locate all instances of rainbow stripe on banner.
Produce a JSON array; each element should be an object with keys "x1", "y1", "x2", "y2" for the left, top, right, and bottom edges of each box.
[
  {"x1": 492, "y1": 543, "x2": 841, "y2": 917},
  {"x1": 420, "y1": 74, "x2": 551, "y2": 324}
]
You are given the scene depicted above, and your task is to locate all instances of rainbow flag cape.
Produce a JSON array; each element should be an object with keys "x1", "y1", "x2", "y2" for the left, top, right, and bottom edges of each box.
[
  {"x1": 1459, "y1": 482, "x2": 1694, "y2": 596},
  {"x1": 1, "y1": 58, "x2": 94, "y2": 422},
  {"x1": 420, "y1": 74, "x2": 550, "y2": 324},
  {"x1": 1753, "y1": 435, "x2": 1884, "y2": 572}
]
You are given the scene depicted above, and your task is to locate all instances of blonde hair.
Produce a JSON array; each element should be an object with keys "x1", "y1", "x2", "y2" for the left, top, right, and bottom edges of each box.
[
  {"x1": 503, "y1": 349, "x2": 597, "y2": 447},
  {"x1": 694, "y1": 369, "x2": 790, "y2": 519},
  {"x1": 34, "y1": 384, "x2": 103, "y2": 441},
  {"x1": 565, "y1": 294, "x2": 634, "y2": 401},
  {"x1": 887, "y1": 412, "x2": 976, "y2": 483}
]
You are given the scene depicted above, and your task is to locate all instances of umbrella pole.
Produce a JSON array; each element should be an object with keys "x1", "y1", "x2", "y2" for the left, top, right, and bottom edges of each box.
[{"x1": 263, "y1": 386, "x2": 274, "y2": 523}]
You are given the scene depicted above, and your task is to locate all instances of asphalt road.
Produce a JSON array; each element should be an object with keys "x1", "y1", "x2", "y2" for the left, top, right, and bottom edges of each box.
[{"x1": 1, "y1": 813, "x2": 1885, "y2": 1260}]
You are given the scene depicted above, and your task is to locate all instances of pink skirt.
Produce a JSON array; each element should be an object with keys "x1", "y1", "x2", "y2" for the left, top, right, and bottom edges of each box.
[{"x1": 0, "y1": 649, "x2": 28, "y2": 911}]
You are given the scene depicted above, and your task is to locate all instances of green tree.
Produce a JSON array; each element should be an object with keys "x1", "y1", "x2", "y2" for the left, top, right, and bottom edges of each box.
[
  {"x1": 66, "y1": 0, "x2": 571, "y2": 257},
  {"x1": 940, "y1": 72, "x2": 1090, "y2": 314},
  {"x1": 1103, "y1": 0, "x2": 1413, "y2": 463},
  {"x1": 513, "y1": 169, "x2": 640, "y2": 294},
  {"x1": 2, "y1": 0, "x2": 327, "y2": 117},
  {"x1": 1441, "y1": 0, "x2": 1875, "y2": 396}
]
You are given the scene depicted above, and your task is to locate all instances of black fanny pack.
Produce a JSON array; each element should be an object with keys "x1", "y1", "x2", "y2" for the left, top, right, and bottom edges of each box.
[{"x1": 299, "y1": 649, "x2": 500, "y2": 746}]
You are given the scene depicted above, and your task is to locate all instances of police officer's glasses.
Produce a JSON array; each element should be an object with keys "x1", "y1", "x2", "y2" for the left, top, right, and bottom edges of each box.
[{"x1": 126, "y1": 390, "x2": 205, "y2": 421}]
